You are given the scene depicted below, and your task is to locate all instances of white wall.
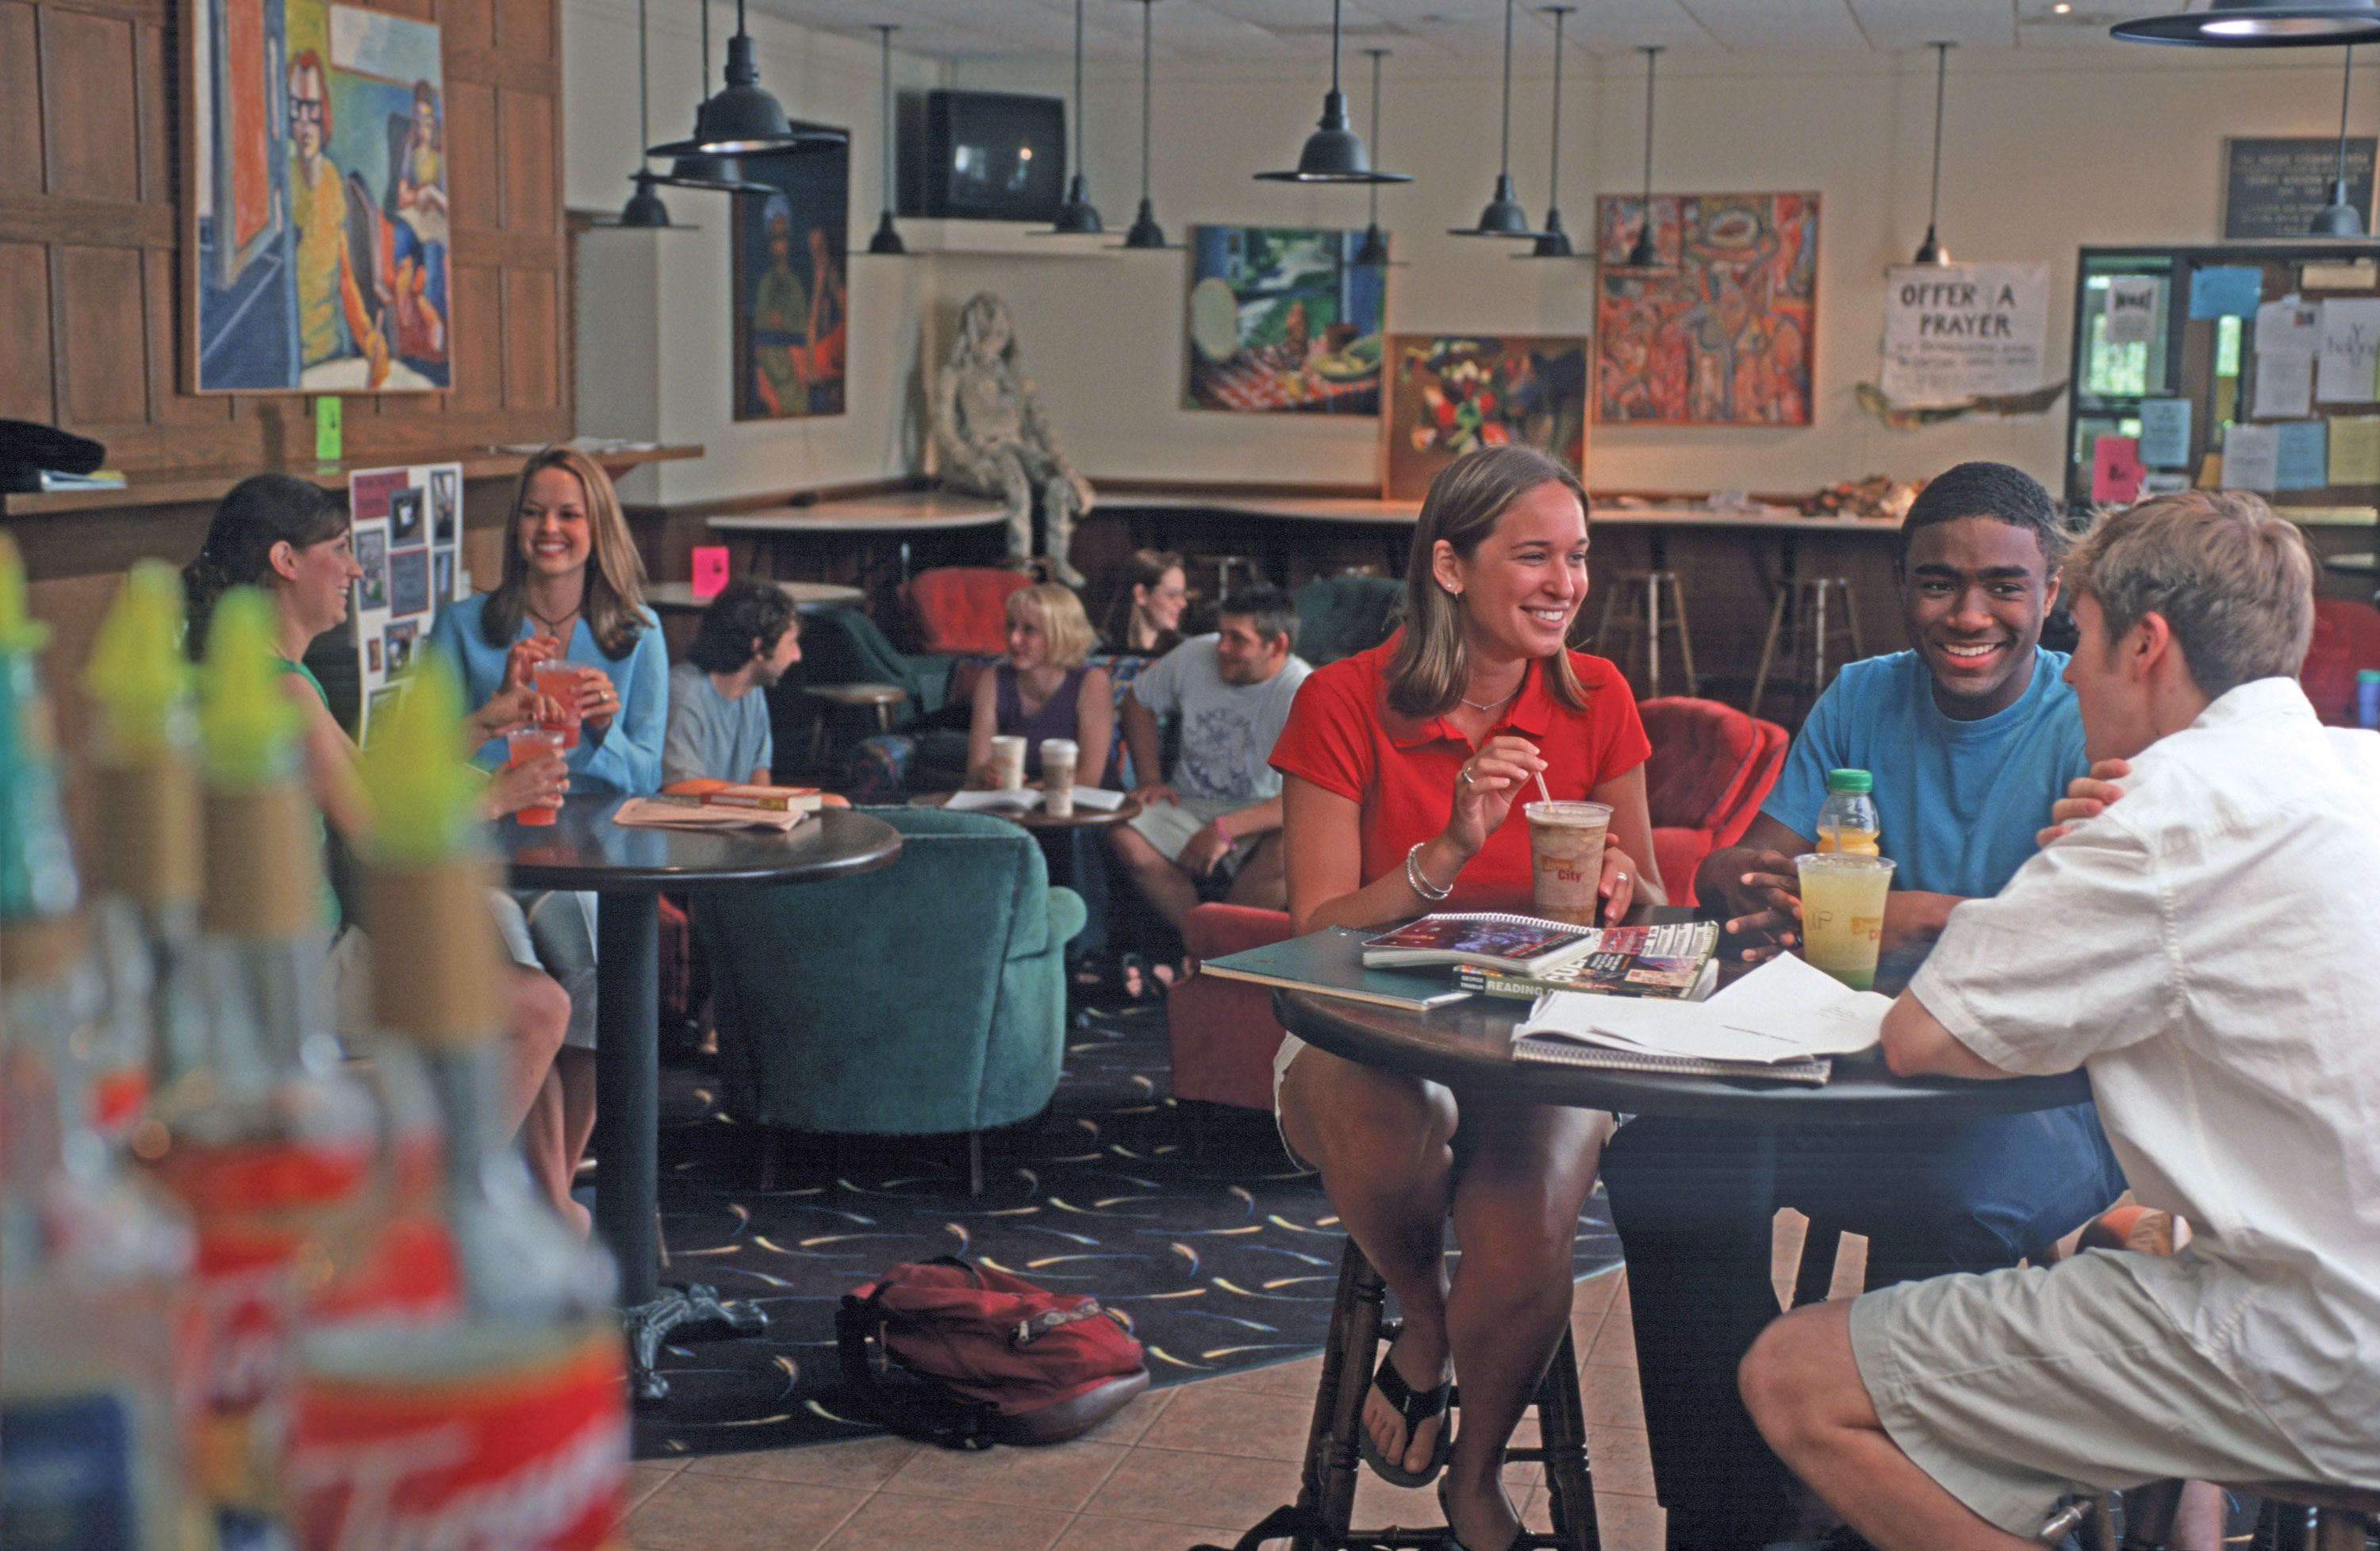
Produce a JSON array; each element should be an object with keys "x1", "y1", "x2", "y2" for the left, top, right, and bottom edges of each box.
[{"x1": 558, "y1": 10, "x2": 2374, "y2": 505}]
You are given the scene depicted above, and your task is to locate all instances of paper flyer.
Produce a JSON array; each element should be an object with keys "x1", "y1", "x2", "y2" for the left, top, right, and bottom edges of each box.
[
  {"x1": 2221, "y1": 424, "x2": 2280, "y2": 492},
  {"x1": 2091, "y1": 436, "x2": 2144, "y2": 505},
  {"x1": 2317, "y1": 298, "x2": 2380, "y2": 403},
  {"x1": 2273, "y1": 421, "x2": 2329, "y2": 490},
  {"x1": 2138, "y1": 399, "x2": 2192, "y2": 467},
  {"x1": 2256, "y1": 350, "x2": 2315, "y2": 419},
  {"x1": 2329, "y1": 417, "x2": 2380, "y2": 486},
  {"x1": 2102, "y1": 278, "x2": 2162, "y2": 346}
]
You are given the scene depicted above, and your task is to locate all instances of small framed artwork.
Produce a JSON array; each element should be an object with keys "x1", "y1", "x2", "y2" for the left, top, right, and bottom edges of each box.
[
  {"x1": 383, "y1": 620, "x2": 418, "y2": 674},
  {"x1": 389, "y1": 546, "x2": 430, "y2": 616},
  {"x1": 366, "y1": 683, "x2": 409, "y2": 739},
  {"x1": 390, "y1": 488, "x2": 425, "y2": 546},
  {"x1": 354, "y1": 524, "x2": 388, "y2": 609},
  {"x1": 367, "y1": 639, "x2": 382, "y2": 673},
  {"x1": 1185, "y1": 226, "x2": 1384, "y2": 414},
  {"x1": 1383, "y1": 335, "x2": 1591, "y2": 501},
  {"x1": 431, "y1": 469, "x2": 458, "y2": 543},
  {"x1": 433, "y1": 549, "x2": 453, "y2": 602}
]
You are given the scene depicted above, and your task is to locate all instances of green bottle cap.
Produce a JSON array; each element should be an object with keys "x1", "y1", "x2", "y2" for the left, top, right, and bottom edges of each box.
[
  {"x1": 196, "y1": 588, "x2": 301, "y2": 787},
  {"x1": 1825, "y1": 768, "x2": 1872, "y2": 793},
  {"x1": 84, "y1": 561, "x2": 194, "y2": 766},
  {"x1": 2359, "y1": 670, "x2": 2380, "y2": 685},
  {"x1": 359, "y1": 657, "x2": 482, "y2": 865}
]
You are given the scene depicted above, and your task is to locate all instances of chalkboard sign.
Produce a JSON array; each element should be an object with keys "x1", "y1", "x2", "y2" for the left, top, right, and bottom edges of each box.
[{"x1": 2225, "y1": 136, "x2": 2376, "y2": 240}]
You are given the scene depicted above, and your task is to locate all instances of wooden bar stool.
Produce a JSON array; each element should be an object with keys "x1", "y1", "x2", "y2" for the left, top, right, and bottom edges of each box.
[
  {"x1": 1749, "y1": 576, "x2": 1863, "y2": 720},
  {"x1": 1190, "y1": 553, "x2": 1262, "y2": 605},
  {"x1": 803, "y1": 682, "x2": 908, "y2": 762},
  {"x1": 1592, "y1": 570, "x2": 1699, "y2": 699}
]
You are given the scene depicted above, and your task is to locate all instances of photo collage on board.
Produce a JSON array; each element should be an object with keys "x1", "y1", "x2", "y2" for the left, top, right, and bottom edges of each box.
[{"x1": 347, "y1": 460, "x2": 466, "y2": 739}]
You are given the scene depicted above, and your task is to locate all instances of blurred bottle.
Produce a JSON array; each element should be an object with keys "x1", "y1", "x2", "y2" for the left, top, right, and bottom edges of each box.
[
  {"x1": 140, "y1": 589, "x2": 376, "y2": 1549},
  {"x1": 285, "y1": 661, "x2": 625, "y2": 1550},
  {"x1": 0, "y1": 536, "x2": 197, "y2": 1551},
  {"x1": 1813, "y1": 768, "x2": 1879, "y2": 856}
]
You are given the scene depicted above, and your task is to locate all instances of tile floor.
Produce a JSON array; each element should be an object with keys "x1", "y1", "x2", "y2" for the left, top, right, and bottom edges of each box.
[{"x1": 619, "y1": 1215, "x2": 1859, "y2": 1551}]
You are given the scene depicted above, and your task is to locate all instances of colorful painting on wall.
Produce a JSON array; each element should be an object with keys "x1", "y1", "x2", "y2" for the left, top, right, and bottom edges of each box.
[
  {"x1": 1593, "y1": 193, "x2": 1818, "y2": 426},
  {"x1": 1382, "y1": 336, "x2": 1591, "y2": 501},
  {"x1": 1186, "y1": 227, "x2": 1385, "y2": 413},
  {"x1": 733, "y1": 144, "x2": 849, "y2": 420},
  {"x1": 190, "y1": 0, "x2": 451, "y2": 392}
]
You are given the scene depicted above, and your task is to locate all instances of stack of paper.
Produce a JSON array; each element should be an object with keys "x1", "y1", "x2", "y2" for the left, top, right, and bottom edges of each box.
[
  {"x1": 1513, "y1": 953, "x2": 1892, "y2": 1081},
  {"x1": 612, "y1": 798, "x2": 808, "y2": 831},
  {"x1": 944, "y1": 785, "x2": 1128, "y2": 814}
]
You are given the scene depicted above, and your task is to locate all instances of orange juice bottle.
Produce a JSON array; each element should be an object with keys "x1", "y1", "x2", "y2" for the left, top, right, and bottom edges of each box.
[{"x1": 1814, "y1": 769, "x2": 1880, "y2": 856}]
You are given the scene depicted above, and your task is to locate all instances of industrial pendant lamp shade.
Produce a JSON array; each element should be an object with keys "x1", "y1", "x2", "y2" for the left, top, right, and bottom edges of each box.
[
  {"x1": 648, "y1": 0, "x2": 845, "y2": 157},
  {"x1": 1515, "y1": 7, "x2": 1580, "y2": 259},
  {"x1": 1615, "y1": 46, "x2": 1664, "y2": 269},
  {"x1": 2113, "y1": 0, "x2": 2380, "y2": 44},
  {"x1": 2314, "y1": 46, "x2": 2370, "y2": 233},
  {"x1": 1256, "y1": 0, "x2": 1411, "y2": 182},
  {"x1": 1040, "y1": 0, "x2": 1104, "y2": 233},
  {"x1": 592, "y1": 0, "x2": 697, "y2": 227},
  {"x1": 652, "y1": 0, "x2": 783, "y2": 192},
  {"x1": 1452, "y1": 0, "x2": 1551, "y2": 238},
  {"x1": 1349, "y1": 49, "x2": 1404, "y2": 267},
  {"x1": 863, "y1": 25, "x2": 905, "y2": 253},
  {"x1": 1115, "y1": 0, "x2": 1174, "y2": 248},
  {"x1": 1912, "y1": 41, "x2": 1953, "y2": 265}
]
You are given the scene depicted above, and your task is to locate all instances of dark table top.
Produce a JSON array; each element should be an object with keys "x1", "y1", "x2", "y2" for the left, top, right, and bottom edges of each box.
[
  {"x1": 907, "y1": 789, "x2": 1144, "y2": 830},
  {"x1": 496, "y1": 799, "x2": 903, "y2": 892}
]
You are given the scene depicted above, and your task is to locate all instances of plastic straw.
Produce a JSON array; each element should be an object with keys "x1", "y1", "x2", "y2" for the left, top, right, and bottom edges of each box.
[{"x1": 1535, "y1": 772, "x2": 1553, "y2": 804}]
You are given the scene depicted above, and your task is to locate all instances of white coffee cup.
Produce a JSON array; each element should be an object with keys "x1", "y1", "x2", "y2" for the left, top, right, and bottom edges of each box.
[
  {"x1": 989, "y1": 735, "x2": 1028, "y2": 791},
  {"x1": 1040, "y1": 739, "x2": 1078, "y2": 818}
]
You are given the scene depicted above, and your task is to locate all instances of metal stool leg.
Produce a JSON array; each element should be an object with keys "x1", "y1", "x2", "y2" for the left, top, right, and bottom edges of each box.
[
  {"x1": 1642, "y1": 574, "x2": 1664, "y2": 700},
  {"x1": 1668, "y1": 578, "x2": 1700, "y2": 697},
  {"x1": 1750, "y1": 588, "x2": 1788, "y2": 718},
  {"x1": 1591, "y1": 584, "x2": 1627, "y2": 661}
]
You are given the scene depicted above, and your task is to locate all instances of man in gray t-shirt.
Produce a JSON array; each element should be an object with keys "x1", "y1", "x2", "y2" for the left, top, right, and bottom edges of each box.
[
  {"x1": 663, "y1": 580, "x2": 803, "y2": 786},
  {"x1": 1110, "y1": 585, "x2": 1311, "y2": 929}
]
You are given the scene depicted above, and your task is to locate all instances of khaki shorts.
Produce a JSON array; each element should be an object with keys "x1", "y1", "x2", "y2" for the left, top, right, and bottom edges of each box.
[
  {"x1": 1126, "y1": 797, "x2": 1253, "y2": 885},
  {"x1": 1850, "y1": 1251, "x2": 2328, "y2": 1536}
]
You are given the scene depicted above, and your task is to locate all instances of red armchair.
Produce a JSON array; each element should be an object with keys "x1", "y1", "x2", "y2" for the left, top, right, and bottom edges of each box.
[
  {"x1": 2299, "y1": 597, "x2": 2380, "y2": 725},
  {"x1": 899, "y1": 566, "x2": 1032, "y2": 656},
  {"x1": 1167, "y1": 903, "x2": 1296, "y2": 1111},
  {"x1": 1638, "y1": 697, "x2": 1790, "y2": 908}
]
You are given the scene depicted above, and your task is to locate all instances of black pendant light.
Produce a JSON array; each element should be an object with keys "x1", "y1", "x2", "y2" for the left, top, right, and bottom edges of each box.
[
  {"x1": 592, "y1": 0, "x2": 697, "y2": 227},
  {"x1": 1618, "y1": 46, "x2": 1664, "y2": 270},
  {"x1": 648, "y1": 0, "x2": 844, "y2": 159},
  {"x1": 864, "y1": 24, "x2": 905, "y2": 252},
  {"x1": 2314, "y1": 46, "x2": 2369, "y2": 233},
  {"x1": 1514, "y1": 6, "x2": 1581, "y2": 259},
  {"x1": 1115, "y1": 0, "x2": 1174, "y2": 249},
  {"x1": 1912, "y1": 41, "x2": 1954, "y2": 266},
  {"x1": 653, "y1": 0, "x2": 777, "y2": 194},
  {"x1": 1451, "y1": 0, "x2": 1551, "y2": 238},
  {"x1": 1038, "y1": 0, "x2": 1104, "y2": 233},
  {"x1": 1351, "y1": 48, "x2": 1400, "y2": 267},
  {"x1": 1256, "y1": 0, "x2": 1411, "y2": 183},
  {"x1": 2113, "y1": 0, "x2": 2380, "y2": 45}
]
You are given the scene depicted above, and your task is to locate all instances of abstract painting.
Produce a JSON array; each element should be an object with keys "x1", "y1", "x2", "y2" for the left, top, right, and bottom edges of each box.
[
  {"x1": 1186, "y1": 227, "x2": 1384, "y2": 414},
  {"x1": 733, "y1": 144, "x2": 848, "y2": 420},
  {"x1": 1594, "y1": 193, "x2": 1818, "y2": 426},
  {"x1": 1382, "y1": 335, "x2": 1590, "y2": 501},
  {"x1": 191, "y1": 0, "x2": 450, "y2": 391}
]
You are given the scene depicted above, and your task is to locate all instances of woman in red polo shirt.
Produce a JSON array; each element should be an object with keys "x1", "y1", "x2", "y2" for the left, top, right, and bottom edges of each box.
[{"x1": 1270, "y1": 444, "x2": 1662, "y2": 1551}]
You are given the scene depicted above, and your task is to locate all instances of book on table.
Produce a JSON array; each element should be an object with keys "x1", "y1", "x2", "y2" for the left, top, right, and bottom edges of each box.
[
  {"x1": 1457, "y1": 920, "x2": 1720, "y2": 1001},
  {"x1": 1510, "y1": 952, "x2": 1893, "y2": 1085},
  {"x1": 660, "y1": 778, "x2": 823, "y2": 813},
  {"x1": 1199, "y1": 927, "x2": 1474, "y2": 1012},
  {"x1": 1359, "y1": 912, "x2": 1604, "y2": 973},
  {"x1": 612, "y1": 797, "x2": 810, "y2": 831}
]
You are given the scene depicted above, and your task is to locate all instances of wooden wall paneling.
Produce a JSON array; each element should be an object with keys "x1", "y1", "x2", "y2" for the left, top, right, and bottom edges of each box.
[
  {"x1": 0, "y1": 242, "x2": 56, "y2": 424},
  {"x1": 443, "y1": 0, "x2": 492, "y2": 53},
  {"x1": 136, "y1": 16, "x2": 167, "y2": 203},
  {"x1": 495, "y1": 0, "x2": 549, "y2": 60},
  {"x1": 148, "y1": 248, "x2": 228, "y2": 425},
  {"x1": 42, "y1": 6, "x2": 143, "y2": 203},
  {"x1": 444, "y1": 77, "x2": 498, "y2": 232},
  {"x1": 0, "y1": 4, "x2": 41, "y2": 192},
  {"x1": 449, "y1": 263, "x2": 504, "y2": 412},
  {"x1": 497, "y1": 88, "x2": 555, "y2": 235},
  {"x1": 59, "y1": 244, "x2": 150, "y2": 426},
  {"x1": 503, "y1": 265, "x2": 556, "y2": 407}
]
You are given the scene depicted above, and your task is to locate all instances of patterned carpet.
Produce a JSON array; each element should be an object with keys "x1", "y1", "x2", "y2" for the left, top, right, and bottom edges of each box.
[{"x1": 633, "y1": 998, "x2": 1624, "y2": 1461}]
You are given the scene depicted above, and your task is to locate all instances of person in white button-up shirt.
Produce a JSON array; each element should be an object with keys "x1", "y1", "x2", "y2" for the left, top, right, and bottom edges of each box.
[{"x1": 1738, "y1": 489, "x2": 2380, "y2": 1551}]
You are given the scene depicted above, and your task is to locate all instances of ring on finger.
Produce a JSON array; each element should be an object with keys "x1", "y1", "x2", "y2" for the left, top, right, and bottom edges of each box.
[{"x1": 1460, "y1": 768, "x2": 1476, "y2": 786}]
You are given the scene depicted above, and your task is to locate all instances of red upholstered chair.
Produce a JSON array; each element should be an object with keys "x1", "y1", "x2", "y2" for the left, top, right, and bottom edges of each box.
[
  {"x1": 899, "y1": 567, "x2": 1032, "y2": 656},
  {"x1": 1167, "y1": 903, "x2": 1296, "y2": 1111},
  {"x1": 1637, "y1": 697, "x2": 1791, "y2": 908},
  {"x1": 2298, "y1": 597, "x2": 2380, "y2": 725}
]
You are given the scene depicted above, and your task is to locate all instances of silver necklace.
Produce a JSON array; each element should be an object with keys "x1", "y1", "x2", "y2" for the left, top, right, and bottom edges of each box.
[{"x1": 1460, "y1": 685, "x2": 1519, "y2": 712}]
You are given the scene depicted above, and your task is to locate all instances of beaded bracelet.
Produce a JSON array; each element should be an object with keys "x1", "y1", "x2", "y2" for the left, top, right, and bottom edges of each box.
[{"x1": 1405, "y1": 841, "x2": 1453, "y2": 901}]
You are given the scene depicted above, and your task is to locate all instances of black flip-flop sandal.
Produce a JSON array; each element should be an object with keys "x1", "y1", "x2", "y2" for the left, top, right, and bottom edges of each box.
[
  {"x1": 1436, "y1": 1480, "x2": 1524, "y2": 1551},
  {"x1": 1358, "y1": 1342, "x2": 1453, "y2": 1488}
]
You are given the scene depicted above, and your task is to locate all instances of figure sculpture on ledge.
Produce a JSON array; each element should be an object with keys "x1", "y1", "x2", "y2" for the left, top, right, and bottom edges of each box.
[{"x1": 934, "y1": 292, "x2": 1094, "y2": 585}]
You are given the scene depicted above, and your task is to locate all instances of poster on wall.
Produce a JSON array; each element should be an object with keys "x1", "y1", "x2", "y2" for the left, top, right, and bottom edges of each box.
[
  {"x1": 1879, "y1": 263, "x2": 2051, "y2": 407},
  {"x1": 190, "y1": 0, "x2": 451, "y2": 392},
  {"x1": 346, "y1": 461, "x2": 465, "y2": 741},
  {"x1": 732, "y1": 143, "x2": 849, "y2": 420},
  {"x1": 1594, "y1": 193, "x2": 1818, "y2": 426},
  {"x1": 1382, "y1": 336, "x2": 1589, "y2": 501},
  {"x1": 1185, "y1": 227, "x2": 1384, "y2": 413}
]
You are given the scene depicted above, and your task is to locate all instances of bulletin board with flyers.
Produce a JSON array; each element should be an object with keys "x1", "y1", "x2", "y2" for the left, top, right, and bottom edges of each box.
[
  {"x1": 344, "y1": 461, "x2": 469, "y2": 741},
  {"x1": 2064, "y1": 246, "x2": 2380, "y2": 565}
]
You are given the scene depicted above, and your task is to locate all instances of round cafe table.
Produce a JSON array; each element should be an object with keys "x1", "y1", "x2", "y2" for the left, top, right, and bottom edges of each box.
[
  {"x1": 905, "y1": 787, "x2": 1144, "y2": 830},
  {"x1": 498, "y1": 797, "x2": 902, "y2": 1402}
]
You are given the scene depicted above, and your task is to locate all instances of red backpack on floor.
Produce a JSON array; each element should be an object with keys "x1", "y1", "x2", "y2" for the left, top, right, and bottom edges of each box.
[{"x1": 838, "y1": 1256, "x2": 1150, "y2": 1449}]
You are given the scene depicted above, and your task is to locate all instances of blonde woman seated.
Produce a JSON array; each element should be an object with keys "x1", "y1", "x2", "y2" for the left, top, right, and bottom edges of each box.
[
  {"x1": 1268, "y1": 445, "x2": 1664, "y2": 1551},
  {"x1": 966, "y1": 582, "x2": 1112, "y2": 790}
]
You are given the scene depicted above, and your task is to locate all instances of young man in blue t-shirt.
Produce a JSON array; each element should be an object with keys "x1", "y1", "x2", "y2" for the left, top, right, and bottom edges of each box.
[{"x1": 1600, "y1": 463, "x2": 2129, "y2": 1551}]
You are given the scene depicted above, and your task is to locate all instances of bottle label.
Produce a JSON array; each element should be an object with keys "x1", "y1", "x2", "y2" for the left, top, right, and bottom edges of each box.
[
  {"x1": 0, "y1": 1392, "x2": 140, "y2": 1551},
  {"x1": 286, "y1": 1326, "x2": 628, "y2": 1551}
]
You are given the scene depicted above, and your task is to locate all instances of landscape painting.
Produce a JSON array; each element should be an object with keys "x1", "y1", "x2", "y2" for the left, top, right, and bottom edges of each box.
[
  {"x1": 1186, "y1": 227, "x2": 1384, "y2": 414},
  {"x1": 1594, "y1": 192, "x2": 1818, "y2": 426},
  {"x1": 1383, "y1": 335, "x2": 1590, "y2": 501}
]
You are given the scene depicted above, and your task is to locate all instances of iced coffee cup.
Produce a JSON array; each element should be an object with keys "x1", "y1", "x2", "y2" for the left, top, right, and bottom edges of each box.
[
  {"x1": 1039, "y1": 739, "x2": 1078, "y2": 819},
  {"x1": 1795, "y1": 853, "x2": 1897, "y2": 989},
  {"x1": 988, "y1": 735, "x2": 1028, "y2": 791},
  {"x1": 1525, "y1": 800, "x2": 1612, "y2": 926}
]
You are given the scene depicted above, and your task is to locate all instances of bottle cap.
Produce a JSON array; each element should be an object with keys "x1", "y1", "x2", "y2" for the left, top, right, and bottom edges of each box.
[
  {"x1": 359, "y1": 658, "x2": 482, "y2": 866},
  {"x1": 1824, "y1": 768, "x2": 1872, "y2": 793},
  {"x1": 2359, "y1": 670, "x2": 2380, "y2": 685},
  {"x1": 195, "y1": 588, "x2": 301, "y2": 788},
  {"x1": 85, "y1": 560, "x2": 193, "y2": 766}
]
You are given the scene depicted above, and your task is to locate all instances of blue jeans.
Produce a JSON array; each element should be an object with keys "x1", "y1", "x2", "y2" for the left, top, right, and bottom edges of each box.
[{"x1": 1599, "y1": 1102, "x2": 2127, "y2": 1549}]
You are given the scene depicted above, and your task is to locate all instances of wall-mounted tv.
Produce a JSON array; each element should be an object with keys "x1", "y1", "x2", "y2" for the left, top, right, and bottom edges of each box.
[{"x1": 904, "y1": 90, "x2": 1067, "y2": 223}]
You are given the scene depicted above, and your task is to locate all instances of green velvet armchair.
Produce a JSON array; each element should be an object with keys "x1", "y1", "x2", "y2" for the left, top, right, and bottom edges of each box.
[{"x1": 691, "y1": 806, "x2": 1087, "y2": 1194}]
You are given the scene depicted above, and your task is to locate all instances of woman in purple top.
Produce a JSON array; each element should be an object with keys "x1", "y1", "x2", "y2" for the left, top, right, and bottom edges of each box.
[{"x1": 966, "y1": 582, "x2": 1113, "y2": 786}]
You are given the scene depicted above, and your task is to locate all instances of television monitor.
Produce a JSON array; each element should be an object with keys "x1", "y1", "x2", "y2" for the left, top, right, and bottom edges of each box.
[{"x1": 916, "y1": 90, "x2": 1066, "y2": 222}]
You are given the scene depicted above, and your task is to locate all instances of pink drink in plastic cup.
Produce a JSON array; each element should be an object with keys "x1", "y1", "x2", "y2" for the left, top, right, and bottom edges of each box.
[
  {"x1": 533, "y1": 663, "x2": 582, "y2": 750},
  {"x1": 506, "y1": 728, "x2": 566, "y2": 825}
]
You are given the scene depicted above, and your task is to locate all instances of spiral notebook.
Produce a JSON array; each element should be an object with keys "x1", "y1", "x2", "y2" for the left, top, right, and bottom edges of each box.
[{"x1": 1510, "y1": 1038, "x2": 1832, "y2": 1085}]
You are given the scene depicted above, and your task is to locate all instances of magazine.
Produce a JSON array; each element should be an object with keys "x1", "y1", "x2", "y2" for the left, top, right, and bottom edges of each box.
[
  {"x1": 1457, "y1": 920, "x2": 1720, "y2": 1001},
  {"x1": 1360, "y1": 912, "x2": 1600, "y2": 974}
]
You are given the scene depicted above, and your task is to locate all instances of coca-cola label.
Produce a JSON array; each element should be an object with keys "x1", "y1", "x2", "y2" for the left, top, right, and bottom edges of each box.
[{"x1": 286, "y1": 1326, "x2": 628, "y2": 1551}]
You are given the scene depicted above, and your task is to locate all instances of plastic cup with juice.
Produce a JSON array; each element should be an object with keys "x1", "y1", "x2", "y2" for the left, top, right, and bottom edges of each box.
[
  {"x1": 532, "y1": 662, "x2": 582, "y2": 750},
  {"x1": 505, "y1": 728, "x2": 566, "y2": 826},
  {"x1": 1795, "y1": 853, "x2": 1896, "y2": 989},
  {"x1": 1525, "y1": 800, "x2": 1612, "y2": 926}
]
